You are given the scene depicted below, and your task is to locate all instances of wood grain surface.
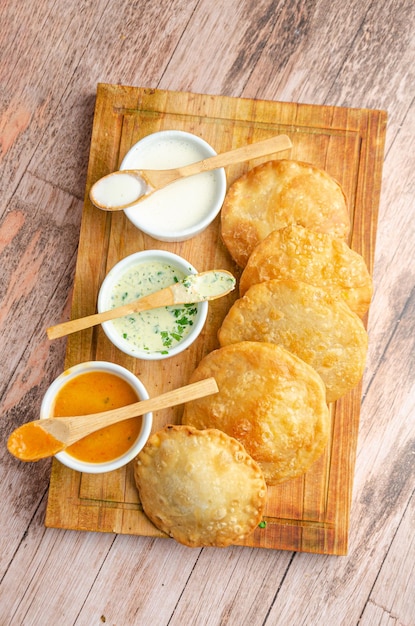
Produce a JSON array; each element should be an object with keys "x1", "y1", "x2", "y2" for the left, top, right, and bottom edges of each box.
[
  {"x1": 1, "y1": 0, "x2": 414, "y2": 624},
  {"x1": 43, "y1": 84, "x2": 386, "y2": 556}
]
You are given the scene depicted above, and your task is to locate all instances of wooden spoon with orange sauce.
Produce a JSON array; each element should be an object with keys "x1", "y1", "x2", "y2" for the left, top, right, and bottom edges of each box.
[{"x1": 7, "y1": 377, "x2": 218, "y2": 461}]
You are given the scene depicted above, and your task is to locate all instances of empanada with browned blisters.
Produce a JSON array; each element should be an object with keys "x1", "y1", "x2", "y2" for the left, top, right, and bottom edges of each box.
[
  {"x1": 218, "y1": 279, "x2": 368, "y2": 403},
  {"x1": 221, "y1": 160, "x2": 350, "y2": 267},
  {"x1": 239, "y1": 224, "x2": 372, "y2": 317},
  {"x1": 134, "y1": 424, "x2": 267, "y2": 547},
  {"x1": 182, "y1": 342, "x2": 330, "y2": 485}
]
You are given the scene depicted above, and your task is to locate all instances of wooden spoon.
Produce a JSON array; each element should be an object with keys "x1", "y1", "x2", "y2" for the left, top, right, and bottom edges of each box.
[
  {"x1": 47, "y1": 269, "x2": 235, "y2": 340},
  {"x1": 7, "y1": 377, "x2": 218, "y2": 461},
  {"x1": 89, "y1": 134, "x2": 292, "y2": 210}
]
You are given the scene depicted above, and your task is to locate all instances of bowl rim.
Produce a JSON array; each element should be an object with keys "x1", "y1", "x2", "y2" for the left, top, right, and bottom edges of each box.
[
  {"x1": 40, "y1": 361, "x2": 153, "y2": 473},
  {"x1": 97, "y1": 249, "x2": 209, "y2": 360},
  {"x1": 121, "y1": 129, "x2": 227, "y2": 241}
]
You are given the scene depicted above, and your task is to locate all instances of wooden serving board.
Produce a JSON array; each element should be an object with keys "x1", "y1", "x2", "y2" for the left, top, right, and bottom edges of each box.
[{"x1": 45, "y1": 83, "x2": 387, "y2": 554}]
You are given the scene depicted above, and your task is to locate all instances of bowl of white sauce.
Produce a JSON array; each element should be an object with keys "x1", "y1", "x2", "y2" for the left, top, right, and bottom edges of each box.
[
  {"x1": 120, "y1": 130, "x2": 227, "y2": 242},
  {"x1": 97, "y1": 250, "x2": 209, "y2": 359}
]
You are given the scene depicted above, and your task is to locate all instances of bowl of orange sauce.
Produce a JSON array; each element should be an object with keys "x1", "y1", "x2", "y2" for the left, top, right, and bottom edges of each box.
[{"x1": 40, "y1": 361, "x2": 152, "y2": 473}]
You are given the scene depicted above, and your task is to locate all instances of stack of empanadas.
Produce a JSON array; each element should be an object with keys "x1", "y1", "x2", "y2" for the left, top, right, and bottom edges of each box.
[
  {"x1": 184, "y1": 159, "x2": 371, "y2": 482},
  {"x1": 134, "y1": 158, "x2": 372, "y2": 548}
]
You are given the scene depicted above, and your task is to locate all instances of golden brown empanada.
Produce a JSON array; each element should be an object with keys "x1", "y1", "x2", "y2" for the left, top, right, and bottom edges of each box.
[
  {"x1": 182, "y1": 342, "x2": 330, "y2": 485},
  {"x1": 221, "y1": 160, "x2": 350, "y2": 267},
  {"x1": 218, "y1": 279, "x2": 368, "y2": 403},
  {"x1": 134, "y1": 424, "x2": 267, "y2": 547},
  {"x1": 239, "y1": 224, "x2": 372, "y2": 316}
]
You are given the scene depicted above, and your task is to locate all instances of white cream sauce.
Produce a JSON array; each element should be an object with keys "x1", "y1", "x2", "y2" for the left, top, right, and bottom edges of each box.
[
  {"x1": 122, "y1": 137, "x2": 220, "y2": 233},
  {"x1": 108, "y1": 260, "x2": 199, "y2": 354},
  {"x1": 91, "y1": 172, "x2": 146, "y2": 208}
]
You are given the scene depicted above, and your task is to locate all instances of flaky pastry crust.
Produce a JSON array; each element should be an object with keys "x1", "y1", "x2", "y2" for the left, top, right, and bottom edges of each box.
[
  {"x1": 182, "y1": 342, "x2": 330, "y2": 485},
  {"x1": 239, "y1": 224, "x2": 372, "y2": 316},
  {"x1": 221, "y1": 159, "x2": 350, "y2": 267},
  {"x1": 218, "y1": 279, "x2": 368, "y2": 403},
  {"x1": 134, "y1": 424, "x2": 267, "y2": 547}
]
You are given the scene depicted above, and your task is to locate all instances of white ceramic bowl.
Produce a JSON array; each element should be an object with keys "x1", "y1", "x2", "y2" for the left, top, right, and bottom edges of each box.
[
  {"x1": 121, "y1": 130, "x2": 227, "y2": 242},
  {"x1": 40, "y1": 361, "x2": 152, "y2": 474},
  {"x1": 97, "y1": 250, "x2": 208, "y2": 360}
]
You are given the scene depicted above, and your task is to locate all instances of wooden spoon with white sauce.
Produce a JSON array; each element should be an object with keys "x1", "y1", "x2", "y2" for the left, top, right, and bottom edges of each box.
[
  {"x1": 47, "y1": 269, "x2": 236, "y2": 339},
  {"x1": 89, "y1": 134, "x2": 292, "y2": 210}
]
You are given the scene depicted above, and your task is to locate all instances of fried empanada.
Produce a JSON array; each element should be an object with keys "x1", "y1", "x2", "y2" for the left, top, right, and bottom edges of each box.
[
  {"x1": 239, "y1": 224, "x2": 372, "y2": 316},
  {"x1": 221, "y1": 160, "x2": 350, "y2": 267},
  {"x1": 218, "y1": 279, "x2": 368, "y2": 403},
  {"x1": 182, "y1": 342, "x2": 330, "y2": 485},
  {"x1": 134, "y1": 424, "x2": 267, "y2": 547}
]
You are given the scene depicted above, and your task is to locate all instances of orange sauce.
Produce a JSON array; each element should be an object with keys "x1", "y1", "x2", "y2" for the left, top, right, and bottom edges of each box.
[
  {"x1": 7, "y1": 422, "x2": 63, "y2": 461},
  {"x1": 52, "y1": 371, "x2": 141, "y2": 463}
]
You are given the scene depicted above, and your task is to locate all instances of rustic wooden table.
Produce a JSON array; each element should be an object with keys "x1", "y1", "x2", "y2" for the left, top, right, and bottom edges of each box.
[{"x1": 1, "y1": 1, "x2": 414, "y2": 624}]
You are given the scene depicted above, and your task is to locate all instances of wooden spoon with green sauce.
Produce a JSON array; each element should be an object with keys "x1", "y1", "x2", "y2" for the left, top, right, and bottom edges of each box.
[
  {"x1": 89, "y1": 134, "x2": 292, "y2": 210},
  {"x1": 47, "y1": 269, "x2": 236, "y2": 340},
  {"x1": 7, "y1": 377, "x2": 218, "y2": 461}
]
